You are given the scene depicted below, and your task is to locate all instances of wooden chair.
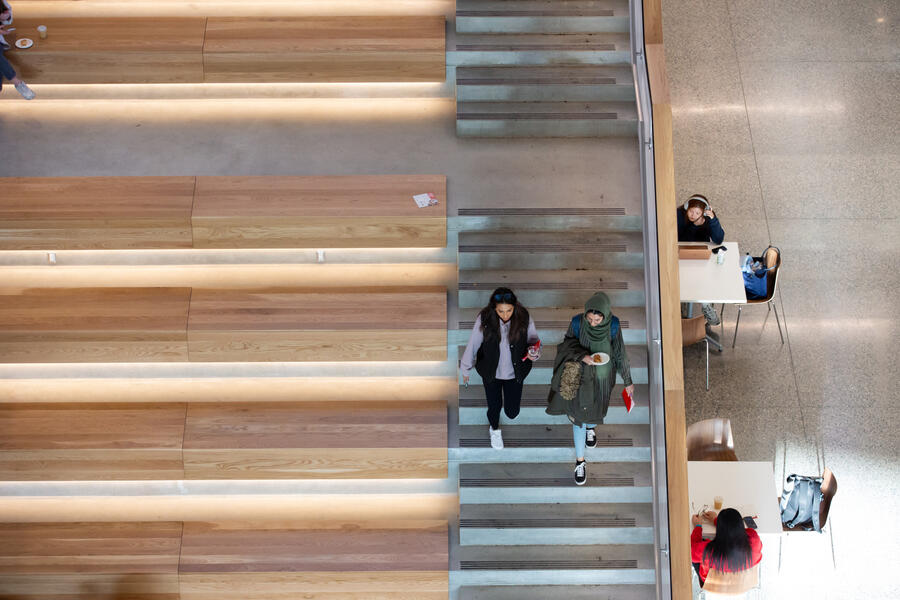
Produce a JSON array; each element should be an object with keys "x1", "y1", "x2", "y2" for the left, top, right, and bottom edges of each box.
[
  {"x1": 682, "y1": 314, "x2": 709, "y2": 390},
  {"x1": 686, "y1": 418, "x2": 737, "y2": 462},
  {"x1": 781, "y1": 467, "x2": 837, "y2": 532},
  {"x1": 700, "y1": 564, "x2": 760, "y2": 598},
  {"x1": 726, "y1": 246, "x2": 784, "y2": 348}
]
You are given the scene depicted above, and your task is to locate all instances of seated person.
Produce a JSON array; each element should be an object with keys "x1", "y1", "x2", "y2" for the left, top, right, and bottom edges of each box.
[
  {"x1": 0, "y1": 0, "x2": 36, "y2": 99},
  {"x1": 678, "y1": 194, "x2": 724, "y2": 325},
  {"x1": 691, "y1": 508, "x2": 762, "y2": 588}
]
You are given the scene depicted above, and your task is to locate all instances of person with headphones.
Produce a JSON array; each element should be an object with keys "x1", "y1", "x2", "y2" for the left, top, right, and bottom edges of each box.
[{"x1": 677, "y1": 194, "x2": 725, "y2": 326}]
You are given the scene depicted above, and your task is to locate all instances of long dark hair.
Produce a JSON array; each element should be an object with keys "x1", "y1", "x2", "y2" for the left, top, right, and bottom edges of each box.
[
  {"x1": 702, "y1": 508, "x2": 752, "y2": 573},
  {"x1": 478, "y1": 287, "x2": 530, "y2": 345}
]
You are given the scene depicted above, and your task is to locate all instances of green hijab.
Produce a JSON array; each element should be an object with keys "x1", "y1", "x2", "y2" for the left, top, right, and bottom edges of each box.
[{"x1": 579, "y1": 292, "x2": 613, "y2": 353}]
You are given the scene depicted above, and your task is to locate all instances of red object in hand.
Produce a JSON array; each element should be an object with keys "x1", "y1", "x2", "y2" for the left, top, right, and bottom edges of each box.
[
  {"x1": 622, "y1": 388, "x2": 634, "y2": 413},
  {"x1": 523, "y1": 339, "x2": 541, "y2": 361}
]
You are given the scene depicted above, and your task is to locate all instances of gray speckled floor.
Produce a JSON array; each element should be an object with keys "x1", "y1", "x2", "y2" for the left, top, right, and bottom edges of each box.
[{"x1": 664, "y1": 0, "x2": 900, "y2": 598}]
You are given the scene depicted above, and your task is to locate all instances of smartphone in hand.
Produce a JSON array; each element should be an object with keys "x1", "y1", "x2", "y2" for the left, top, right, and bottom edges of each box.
[{"x1": 743, "y1": 516, "x2": 758, "y2": 529}]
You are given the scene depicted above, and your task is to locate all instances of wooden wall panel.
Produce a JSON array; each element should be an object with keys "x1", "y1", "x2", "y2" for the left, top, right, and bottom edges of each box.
[
  {"x1": 182, "y1": 401, "x2": 446, "y2": 479},
  {"x1": 179, "y1": 520, "x2": 448, "y2": 572},
  {"x1": 0, "y1": 288, "x2": 192, "y2": 363},
  {"x1": 0, "y1": 403, "x2": 186, "y2": 480},
  {"x1": 179, "y1": 571, "x2": 448, "y2": 600},
  {"x1": 191, "y1": 175, "x2": 447, "y2": 248},
  {"x1": 0, "y1": 177, "x2": 196, "y2": 250},
  {"x1": 0, "y1": 522, "x2": 183, "y2": 573},
  {"x1": 7, "y1": 18, "x2": 207, "y2": 83},
  {"x1": 186, "y1": 287, "x2": 447, "y2": 362},
  {"x1": 202, "y1": 17, "x2": 446, "y2": 83}
]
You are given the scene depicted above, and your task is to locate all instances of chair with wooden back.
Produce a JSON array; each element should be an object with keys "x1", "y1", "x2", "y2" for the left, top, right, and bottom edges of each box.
[
  {"x1": 682, "y1": 314, "x2": 709, "y2": 390},
  {"x1": 728, "y1": 246, "x2": 784, "y2": 348},
  {"x1": 700, "y1": 564, "x2": 760, "y2": 598},
  {"x1": 686, "y1": 418, "x2": 737, "y2": 462}
]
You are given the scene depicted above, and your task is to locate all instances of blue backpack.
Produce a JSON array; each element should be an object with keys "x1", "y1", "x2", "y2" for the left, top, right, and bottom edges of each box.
[{"x1": 571, "y1": 314, "x2": 619, "y2": 340}]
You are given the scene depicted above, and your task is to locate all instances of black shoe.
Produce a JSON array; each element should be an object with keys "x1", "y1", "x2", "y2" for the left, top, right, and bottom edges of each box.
[
  {"x1": 585, "y1": 428, "x2": 597, "y2": 448},
  {"x1": 574, "y1": 460, "x2": 587, "y2": 486}
]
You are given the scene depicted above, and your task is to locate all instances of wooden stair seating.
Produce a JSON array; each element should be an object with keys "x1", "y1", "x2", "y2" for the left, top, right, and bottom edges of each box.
[
  {"x1": 0, "y1": 175, "x2": 447, "y2": 250},
  {"x1": 5, "y1": 16, "x2": 445, "y2": 84},
  {"x1": 0, "y1": 520, "x2": 449, "y2": 599},
  {"x1": 0, "y1": 399, "x2": 447, "y2": 480},
  {"x1": 0, "y1": 286, "x2": 447, "y2": 363}
]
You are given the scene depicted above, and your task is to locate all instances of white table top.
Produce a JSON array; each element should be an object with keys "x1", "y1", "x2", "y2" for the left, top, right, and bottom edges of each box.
[
  {"x1": 688, "y1": 461, "x2": 783, "y2": 536},
  {"x1": 678, "y1": 241, "x2": 748, "y2": 304}
]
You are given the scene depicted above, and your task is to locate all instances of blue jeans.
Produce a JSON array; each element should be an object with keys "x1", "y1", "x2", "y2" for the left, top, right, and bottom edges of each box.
[
  {"x1": 573, "y1": 422, "x2": 597, "y2": 460},
  {"x1": 0, "y1": 49, "x2": 17, "y2": 87}
]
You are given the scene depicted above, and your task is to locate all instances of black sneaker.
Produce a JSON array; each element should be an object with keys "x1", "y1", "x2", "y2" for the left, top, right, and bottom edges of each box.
[
  {"x1": 574, "y1": 461, "x2": 587, "y2": 486},
  {"x1": 585, "y1": 428, "x2": 597, "y2": 448}
]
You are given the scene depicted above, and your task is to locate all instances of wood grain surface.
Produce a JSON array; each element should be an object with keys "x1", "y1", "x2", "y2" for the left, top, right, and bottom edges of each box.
[
  {"x1": 179, "y1": 571, "x2": 448, "y2": 600},
  {"x1": 0, "y1": 177, "x2": 195, "y2": 250},
  {"x1": 0, "y1": 574, "x2": 180, "y2": 599},
  {"x1": 0, "y1": 288, "x2": 192, "y2": 363},
  {"x1": 0, "y1": 403, "x2": 186, "y2": 480},
  {"x1": 7, "y1": 18, "x2": 207, "y2": 83},
  {"x1": 186, "y1": 287, "x2": 447, "y2": 362},
  {"x1": 191, "y1": 175, "x2": 447, "y2": 248},
  {"x1": 179, "y1": 520, "x2": 448, "y2": 572},
  {"x1": 0, "y1": 522, "x2": 183, "y2": 573},
  {"x1": 202, "y1": 17, "x2": 445, "y2": 82}
]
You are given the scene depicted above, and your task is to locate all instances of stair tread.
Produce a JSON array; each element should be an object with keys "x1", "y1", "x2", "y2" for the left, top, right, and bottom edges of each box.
[
  {"x1": 459, "y1": 230, "x2": 642, "y2": 251},
  {"x1": 459, "y1": 268, "x2": 645, "y2": 289},
  {"x1": 457, "y1": 424, "x2": 650, "y2": 448},
  {"x1": 459, "y1": 306, "x2": 646, "y2": 331},
  {"x1": 457, "y1": 65, "x2": 633, "y2": 84},
  {"x1": 459, "y1": 383, "x2": 649, "y2": 408},
  {"x1": 460, "y1": 502, "x2": 653, "y2": 527},
  {"x1": 458, "y1": 101, "x2": 637, "y2": 120},
  {"x1": 457, "y1": 0, "x2": 629, "y2": 15},
  {"x1": 459, "y1": 461, "x2": 651, "y2": 487},
  {"x1": 459, "y1": 585, "x2": 657, "y2": 600},
  {"x1": 455, "y1": 32, "x2": 630, "y2": 50},
  {"x1": 457, "y1": 543, "x2": 655, "y2": 568}
]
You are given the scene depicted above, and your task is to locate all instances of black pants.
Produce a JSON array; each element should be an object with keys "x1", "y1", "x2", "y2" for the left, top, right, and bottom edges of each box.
[{"x1": 483, "y1": 378, "x2": 523, "y2": 430}]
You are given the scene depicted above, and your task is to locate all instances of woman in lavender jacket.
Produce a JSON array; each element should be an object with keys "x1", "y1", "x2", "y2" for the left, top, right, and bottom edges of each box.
[{"x1": 459, "y1": 287, "x2": 541, "y2": 450}]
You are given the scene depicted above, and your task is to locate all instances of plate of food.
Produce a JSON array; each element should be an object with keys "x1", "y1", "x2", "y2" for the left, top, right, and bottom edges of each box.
[
  {"x1": 590, "y1": 352, "x2": 610, "y2": 365},
  {"x1": 15, "y1": 38, "x2": 34, "y2": 49}
]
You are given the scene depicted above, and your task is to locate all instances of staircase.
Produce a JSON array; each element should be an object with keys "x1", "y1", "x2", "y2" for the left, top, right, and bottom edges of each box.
[
  {"x1": 451, "y1": 203, "x2": 655, "y2": 598},
  {"x1": 452, "y1": 0, "x2": 637, "y2": 137}
]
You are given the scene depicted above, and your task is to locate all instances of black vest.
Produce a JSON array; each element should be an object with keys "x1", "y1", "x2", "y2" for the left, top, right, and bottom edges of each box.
[{"x1": 474, "y1": 329, "x2": 533, "y2": 384}]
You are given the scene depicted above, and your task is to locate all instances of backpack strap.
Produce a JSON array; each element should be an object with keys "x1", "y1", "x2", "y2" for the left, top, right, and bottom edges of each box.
[{"x1": 571, "y1": 314, "x2": 620, "y2": 340}]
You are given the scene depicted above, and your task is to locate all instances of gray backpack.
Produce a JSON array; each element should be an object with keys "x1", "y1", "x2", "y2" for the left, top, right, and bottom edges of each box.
[{"x1": 780, "y1": 473, "x2": 823, "y2": 531}]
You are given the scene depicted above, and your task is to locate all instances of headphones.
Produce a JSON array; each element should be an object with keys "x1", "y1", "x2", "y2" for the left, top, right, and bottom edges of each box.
[{"x1": 683, "y1": 194, "x2": 710, "y2": 211}]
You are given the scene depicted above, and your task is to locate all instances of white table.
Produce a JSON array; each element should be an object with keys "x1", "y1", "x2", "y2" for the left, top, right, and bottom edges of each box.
[
  {"x1": 679, "y1": 241, "x2": 747, "y2": 350},
  {"x1": 679, "y1": 241, "x2": 747, "y2": 305},
  {"x1": 688, "y1": 461, "x2": 782, "y2": 536}
]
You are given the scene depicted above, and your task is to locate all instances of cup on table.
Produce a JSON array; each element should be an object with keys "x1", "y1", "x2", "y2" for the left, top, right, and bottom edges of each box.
[
  {"x1": 37, "y1": 25, "x2": 47, "y2": 39},
  {"x1": 713, "y1": 495, "x2": 724, "y2": 511}
]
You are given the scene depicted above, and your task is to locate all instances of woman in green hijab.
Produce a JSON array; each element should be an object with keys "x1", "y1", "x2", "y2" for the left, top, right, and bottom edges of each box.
[{"x1": 547, "y1": 292, "x2": 634, "y2": 485}]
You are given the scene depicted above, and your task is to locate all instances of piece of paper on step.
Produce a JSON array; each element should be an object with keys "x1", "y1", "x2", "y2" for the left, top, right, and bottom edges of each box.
[{"x1": 413, "y1": 192, "x2": 438, "y2": 208}]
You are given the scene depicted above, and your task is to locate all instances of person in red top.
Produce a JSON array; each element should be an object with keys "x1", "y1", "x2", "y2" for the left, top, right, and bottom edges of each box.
[{"x1": 691, "y1": 507, "x2": 763, "y2": 587}]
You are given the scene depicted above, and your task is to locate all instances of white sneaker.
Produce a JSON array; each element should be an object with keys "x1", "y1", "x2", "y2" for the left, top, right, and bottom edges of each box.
[
  {"x1": 489, "y1": 427, "x2": 504, "y2": 449},
  {"x1": 14, "y1": 82, "x2": 35, "y2": 100}
]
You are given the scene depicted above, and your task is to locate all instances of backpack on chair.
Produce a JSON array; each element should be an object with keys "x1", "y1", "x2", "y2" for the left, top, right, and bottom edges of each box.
[{"x1": 780, "y1": 473, "x2": 824, "y2": 531}]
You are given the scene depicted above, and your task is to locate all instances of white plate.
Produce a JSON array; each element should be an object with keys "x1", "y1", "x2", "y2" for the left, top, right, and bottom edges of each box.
[
  {"x1": 590, "y1": 352, "x2": 610, "y2": 365},
  {"x1": 15, "y1": 38, "x2": 33, "y2": 49}
]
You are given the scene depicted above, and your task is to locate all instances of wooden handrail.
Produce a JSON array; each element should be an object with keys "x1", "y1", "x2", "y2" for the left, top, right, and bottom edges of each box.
[{"x1": 643, "y1": 1, "x2": 691, "y2": 598}]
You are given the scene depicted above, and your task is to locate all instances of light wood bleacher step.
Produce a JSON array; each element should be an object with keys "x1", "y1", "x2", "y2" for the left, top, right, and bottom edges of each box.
[
  {"x1": 456, "y1": 100, "x2": 639, "y2": 138},
  {"x1": 459, "y1": 502, "x2": 653, "y2": 545},
  {"x1": 449, "y1": 32, "x2": 631, "y2": 66},
  {"x1": 456, "y1": 0, "x2": 630, "y2": 34},
  {"x1": 458, "y1": 268, "x2": 646, "y2": 309},
  {"x1": 456, "y1": 65, "x2": 635, "y2": 102},
  {"x1": 459, "y1": 461, "x2": 652, "y2": 504},
  {"x1": 459, "y1": 230, "x2": 644, "y2": 270}
]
